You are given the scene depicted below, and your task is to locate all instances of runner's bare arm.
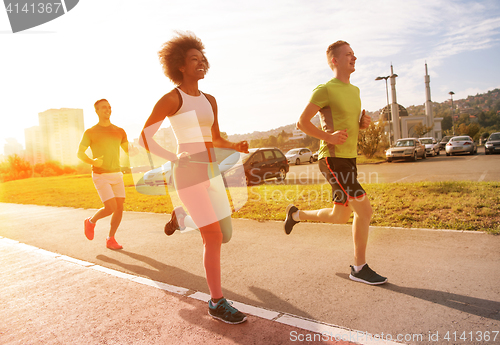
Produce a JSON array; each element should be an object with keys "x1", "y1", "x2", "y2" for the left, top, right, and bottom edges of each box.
[
  {"x1": 77, "y1": 135, "x2": 103, "y2": 167},
  {"x1": 206, "y1": 93, "x2": 249, "y2": 153},
  {"x1": 139, "y1": 91, "x2": 180, "y2": 162},
  {"x1": 297, "y1": 102, "x2": 348, "y2": 146},
  {"x1": 77, "y1": 144, "x2": 95, "y2": 165}
]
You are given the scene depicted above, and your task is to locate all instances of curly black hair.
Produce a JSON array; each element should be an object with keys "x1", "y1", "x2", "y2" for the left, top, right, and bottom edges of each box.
[{"x1": 158, "y1": 31, "x2": 209, "y2": 85}]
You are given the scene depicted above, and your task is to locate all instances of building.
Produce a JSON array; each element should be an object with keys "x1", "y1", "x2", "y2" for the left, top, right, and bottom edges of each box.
[
  {"x1": 27, "y1": 108, "x2": 85, "y2": 166},
  {"x1": 4, "y1": 138, "x2": 24, "y2": 157},
  {"x1": 25, "y1": 126, "x2": 45, "y2": 165},
  {"x1": 386, "y1": 64, "x2": 443, "y2": 141},
  {"x1": 289, "y1": 128, "x2": 306, "y2": 140}
]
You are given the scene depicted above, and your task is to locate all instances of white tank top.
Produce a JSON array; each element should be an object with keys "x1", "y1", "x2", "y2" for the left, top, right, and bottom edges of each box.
[{"x1": 168, "y1": 88, "x2": 214, "y2": 144}]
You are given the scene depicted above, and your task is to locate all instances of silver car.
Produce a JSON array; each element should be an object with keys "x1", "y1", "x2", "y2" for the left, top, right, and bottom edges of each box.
[
  {"x1": 285, "y1": 148, "x2": 314, "y2": 165},
  {"x1": 445, "y1": 136, "x2": 477, "y2": 156},
  {"x1": 385, "y1": 138, "x2": 426, "y2": 162},
  {"x1": 143, "y1": 161, "x2": 173, "y2": 186},
  {"x1": 484, "y1": 132, "x2": 500, "y2": 155},
  {"x1": 419, "y1": 137, "x2": 440, "y2": 157}
]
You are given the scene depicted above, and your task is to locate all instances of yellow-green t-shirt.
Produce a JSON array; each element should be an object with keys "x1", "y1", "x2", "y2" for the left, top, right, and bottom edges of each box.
[
  {"x1": 309, "y1": 78, "x2": 361, "y2": 159},
  {"x1": 79, "y1": 124, "x2": 127, "y2": 173}
]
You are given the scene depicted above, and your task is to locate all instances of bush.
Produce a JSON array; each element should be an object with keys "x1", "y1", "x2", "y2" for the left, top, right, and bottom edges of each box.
[
  {"x1": 358, "y1": 121, "x2": 386, "y2": 158},
  {"x1": 0, "y1": 155, "x2": 32, "y2": 182}
]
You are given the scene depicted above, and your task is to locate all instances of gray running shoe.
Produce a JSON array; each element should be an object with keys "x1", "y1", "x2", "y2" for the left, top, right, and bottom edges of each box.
[
  {"x1": 349, "y1": 264, "x2": 387, "y2": 285},
  {"x1": 208, "y1": 298, "x2": 247, "y2": 324}
]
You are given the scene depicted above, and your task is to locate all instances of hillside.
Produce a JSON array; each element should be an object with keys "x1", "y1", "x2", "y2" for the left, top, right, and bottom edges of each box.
[
  {"x1": 228, "y1": 89, "x2": 500, "y2": 142},
  {"x1": 228, "y1": 110, "x2": 379, "y2": 142}
]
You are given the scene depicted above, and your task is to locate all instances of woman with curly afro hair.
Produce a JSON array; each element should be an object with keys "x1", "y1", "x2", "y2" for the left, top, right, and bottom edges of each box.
[{"x1": 139, "y1": 31, "x2": 249, "y2": 324}]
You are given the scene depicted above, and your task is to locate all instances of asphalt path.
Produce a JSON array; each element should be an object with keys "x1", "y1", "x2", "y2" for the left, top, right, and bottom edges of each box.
[
  {"x1": 1, "y1": 203, "x2": 499, "y2": 345},
  {"x1": 284, "y1": 151, "x2": 500, "y2": 185}
]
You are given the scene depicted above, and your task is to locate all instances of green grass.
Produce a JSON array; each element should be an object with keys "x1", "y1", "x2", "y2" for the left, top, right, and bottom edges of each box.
[
  {"x1": 357, "y1": 154, "x2": 386, "y2": 164},
  {"x1": 1, "y1": 175, "x2": 499, "y2": 234}
]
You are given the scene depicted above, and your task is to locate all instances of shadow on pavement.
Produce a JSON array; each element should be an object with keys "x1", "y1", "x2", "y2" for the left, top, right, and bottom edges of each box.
[
  {"x1": 248, "y1": 286, "x2": 317, "y2": 320},
  {"x1": 97, "y1": 251, "x2": 208, "y2": 293},
  {"x1": 97, "y1": 251, "x2": 317, "y2": 320},
  {"x1": 337, "y1": 273, "x2": 500, "y2": 321}
]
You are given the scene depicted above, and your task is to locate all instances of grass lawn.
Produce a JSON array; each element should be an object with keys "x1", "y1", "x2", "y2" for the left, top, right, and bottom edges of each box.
[{"x1": 1, "y1": 174, "x2": 499, "y2": 234}]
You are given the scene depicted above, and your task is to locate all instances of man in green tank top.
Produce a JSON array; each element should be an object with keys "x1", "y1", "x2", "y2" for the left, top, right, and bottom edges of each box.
[
  {"x1": 77, "y1": 99, "x2": 132, "y2": 250},
  {"x1": 284, "y1": 41, "x2": 387, "y2": 285}
]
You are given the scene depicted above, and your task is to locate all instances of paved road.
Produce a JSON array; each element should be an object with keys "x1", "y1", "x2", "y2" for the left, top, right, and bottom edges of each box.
[
  {"x1": 285, "y1": 152, "x2": 500, "y2": 185},
  {"x1": 1, "y1": 203, "x2": 499, "y2": 344}
]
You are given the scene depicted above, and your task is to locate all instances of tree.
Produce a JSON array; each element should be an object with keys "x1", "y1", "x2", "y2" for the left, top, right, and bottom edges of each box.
[
  {"x1": 0, "y1": 154, "x2": 32, "y2": 182},
  {"x1": 441, "y1": 115, "x2": 453, "y2": 132},
  {"x1": 457, "y1": 113, "x2": 470, "y2": 126},
  {"x1": 358, "y1": 121, "x2": 386, "y2": 158},
  {"x1": 268, "y1": 135, "x2": 278, "y2": 147},
  {"x1": 413, "y1": 123, "x2": 434, "y2": 137}
]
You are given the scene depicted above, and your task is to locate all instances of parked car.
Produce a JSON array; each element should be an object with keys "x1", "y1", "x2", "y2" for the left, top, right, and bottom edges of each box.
[
  {"x1": 445, "y1": 136, "x2": 477, "y2": 156},
  {"x1": 144, "y1": 161, "x2": 173, "y2": 186},
  {"x1": 312, "y1": 151, "x2": 319, "y2": 162},
  {"x1": 484, "y1": 132, "x2": 500, "y2": 155},
  {"x1": 222, "y1": 148, "x2": 289, "y2": 185},
  {"x1": 438, "y1": 135, "x2": 453, "y2": 151},
  {"x1": 385, "y1": 138, "x2": 426, "y2": 162},
  {"x1": 418, "y1": 137, "x2": 440, "y2": 157},
  {"x1": 285, "y1": 148, "x2": 314, "y2": 165}
]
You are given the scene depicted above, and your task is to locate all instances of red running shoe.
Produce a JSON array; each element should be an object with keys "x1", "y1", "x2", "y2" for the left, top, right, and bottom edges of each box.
[
  {"x1": 106, "y1": 237, "x2": 123, "y2": 250},
  {"x1": 84, "y1": 218, "x2": 95, "y2": 240}
]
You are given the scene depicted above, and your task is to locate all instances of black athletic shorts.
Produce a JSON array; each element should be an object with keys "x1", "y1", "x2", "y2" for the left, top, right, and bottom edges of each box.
[{"x1": 318, "y1": 157, "x2": 366, "y2": 205}]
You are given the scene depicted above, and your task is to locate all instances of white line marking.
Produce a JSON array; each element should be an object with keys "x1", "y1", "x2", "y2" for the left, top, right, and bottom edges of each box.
[
  {"x1": 131, "y1": 276, "x2": 190, "y2": 295},
  {"x1": 59, "y1": 255, "x2": 95, "y2": 267},
  {"x1": 393, "y1": 174, "x2": 416, "y2": 183},
  {"x1": 478, "y1": 171, "x2": 488, "y2": 182}
]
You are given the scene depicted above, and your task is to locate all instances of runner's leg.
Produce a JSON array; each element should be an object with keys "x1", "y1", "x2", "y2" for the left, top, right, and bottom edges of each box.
[
  {"x1": 177, "y1": 183, "x2": 223, "y2": 299},
  {"x1": 91, "y1": 198, "x2": 117, "y2": 223},
  {"x1": 109, "y1": 197, "x2": 125, "y2": 238},
  {"x1": 348, "y1": 196, "x2": 373, "y2": 266},
  {"x1": 298, "y1": 205, "x2": 351, "y2": 224}
]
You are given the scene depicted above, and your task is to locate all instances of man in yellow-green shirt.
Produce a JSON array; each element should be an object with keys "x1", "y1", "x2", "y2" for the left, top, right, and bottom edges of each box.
[
  {"x1": 77, "y1": 99, "x2": 130, "y2": 250},
  {"x1": 284, "y1": 41, "x2": 387, "y2": 285}
]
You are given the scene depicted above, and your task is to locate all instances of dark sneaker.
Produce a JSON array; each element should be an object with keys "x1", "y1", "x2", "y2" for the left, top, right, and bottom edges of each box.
[
  {"x1": 349, "y1": 264, "x2": 387, "y2": 285},
  {"x1": 84, "y1": 217, "x2": 95, "y2": 240},
  {"x1": 284, "y1": 204, "x2": 299, "y2": 235},
  {"x1": 164, "y1": 206, "x2": 187, "y2": 236},
  {"x1": 208, "y1": 298, "x2": 247, "y2": 324}
]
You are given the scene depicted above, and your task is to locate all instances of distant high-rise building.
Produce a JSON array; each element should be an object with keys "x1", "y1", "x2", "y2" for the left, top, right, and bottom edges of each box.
[
  {"x1": 38, "y1": 108, "x2": 84, "y2": 166},
  {"x1": 25, "y1": 126, "x2": 45, "y2": 165},
  {"x1": 4, "y1": 138, "x2": 23, "y2": 157}
]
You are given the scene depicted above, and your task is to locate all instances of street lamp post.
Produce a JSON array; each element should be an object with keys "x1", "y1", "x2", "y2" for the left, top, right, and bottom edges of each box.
[
  {"x1": 389, "y1": 67, "x2": 400, "y2": 141},
  {"x1": 449, "y1": 91, "x2": 455, "y2": 135},
  {"x1": 376, "y1": 76, "x2": 391, "y2": 145}
]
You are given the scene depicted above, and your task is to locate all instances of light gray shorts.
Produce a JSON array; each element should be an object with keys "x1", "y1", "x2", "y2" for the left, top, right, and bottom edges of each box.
[{"x1": 92, "y1": 172, "x2": 126, "y2": 202}]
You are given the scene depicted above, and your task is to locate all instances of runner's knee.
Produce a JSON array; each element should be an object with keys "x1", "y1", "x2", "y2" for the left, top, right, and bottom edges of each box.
[
  {"x1": 218, "y1": 216, "x2": 232, "y2": 243},
  {"x1": 103, "y1": 199, "x2": 117, "y2": 214},
  {"x1": 200, "y1": 223, "x2": 223, "y2": 247}
]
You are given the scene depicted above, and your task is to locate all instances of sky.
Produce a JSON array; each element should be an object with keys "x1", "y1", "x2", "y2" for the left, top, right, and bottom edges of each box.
[{"x1": 1, "y1": 0, "x2": 500, "y2": 155}]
